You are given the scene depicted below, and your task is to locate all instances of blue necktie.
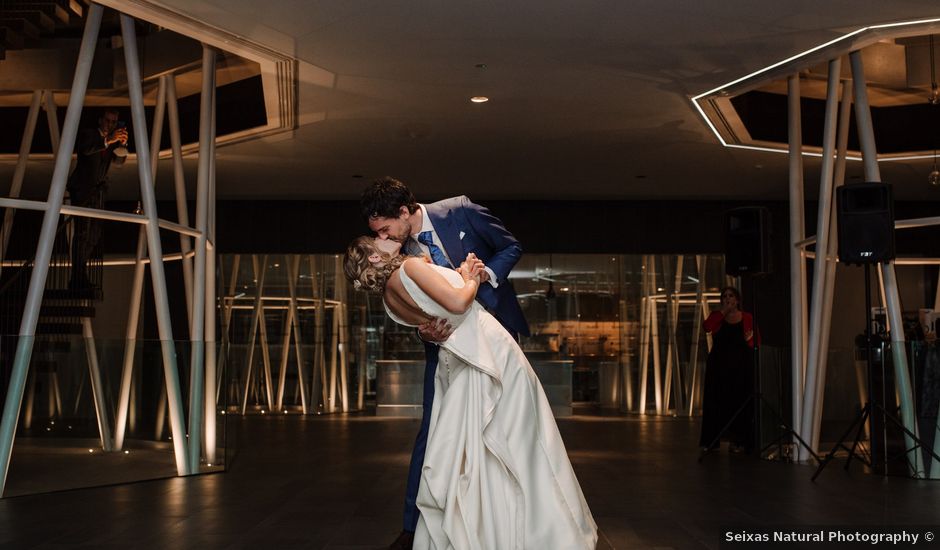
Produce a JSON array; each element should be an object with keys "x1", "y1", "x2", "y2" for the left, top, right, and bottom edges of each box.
[{"x1": 417, "y1": 231, "x2": 450, "y2": 267}]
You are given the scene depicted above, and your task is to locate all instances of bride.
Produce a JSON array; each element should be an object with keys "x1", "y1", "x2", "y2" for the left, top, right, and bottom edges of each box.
[{"x1": 345, "y1": 236, "x2": 597, "y2": 550}]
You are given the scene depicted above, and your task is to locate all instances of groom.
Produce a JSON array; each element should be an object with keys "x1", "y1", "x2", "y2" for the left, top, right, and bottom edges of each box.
[{"x1": 361, "y1": 177, "x2": 529, "y2": 550}]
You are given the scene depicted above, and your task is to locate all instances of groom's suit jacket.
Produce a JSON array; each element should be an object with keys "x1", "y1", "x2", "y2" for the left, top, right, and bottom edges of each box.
[{"x1": 415, "y1": 195, "x2": 530, "y2": 337}]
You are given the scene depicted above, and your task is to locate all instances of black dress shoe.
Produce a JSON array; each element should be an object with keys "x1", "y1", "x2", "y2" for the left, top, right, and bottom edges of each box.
[{"x1": 388, "y1": 530, "x2": 414, "y2": 550}]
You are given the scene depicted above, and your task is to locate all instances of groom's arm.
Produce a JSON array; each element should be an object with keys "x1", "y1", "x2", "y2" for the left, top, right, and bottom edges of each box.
[{"x1": 459, "y1": 196, "x2": 521, "y2": 285}]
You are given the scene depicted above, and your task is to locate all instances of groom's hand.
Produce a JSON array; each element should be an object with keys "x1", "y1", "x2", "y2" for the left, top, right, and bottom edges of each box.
[{"x1": 418, "y1": 317, "x2": 453, "y2": 343}]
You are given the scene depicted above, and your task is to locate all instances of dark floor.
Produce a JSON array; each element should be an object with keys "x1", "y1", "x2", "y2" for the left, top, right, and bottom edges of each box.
[{"x1": 1, "y1": 413, "x2": 939, "y2": 549}]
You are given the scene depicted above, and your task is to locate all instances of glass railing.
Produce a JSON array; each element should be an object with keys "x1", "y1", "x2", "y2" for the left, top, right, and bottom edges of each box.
[{"x1": 0, "y1": 335, "x2": 228, "y2": 497}]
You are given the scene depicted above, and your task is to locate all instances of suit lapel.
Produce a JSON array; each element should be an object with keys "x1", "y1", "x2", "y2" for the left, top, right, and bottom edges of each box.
[{"x1": 425, "y1": 200, "x2": 464, "y2": 267}]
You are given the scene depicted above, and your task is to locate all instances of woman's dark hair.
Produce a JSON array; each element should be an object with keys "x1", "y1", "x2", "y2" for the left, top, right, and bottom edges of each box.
[
  {"x1": 360, "y1": 177, "x2": 419, "y2": 222},
  {"x1": 719, "y1": 286, "x2": 742, "y2": 305}
]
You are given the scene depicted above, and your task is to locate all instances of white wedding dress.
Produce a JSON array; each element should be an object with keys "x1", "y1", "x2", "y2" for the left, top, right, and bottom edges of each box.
[{"x1": 385, "y1": 261, "x2": 597, "y2": 550}]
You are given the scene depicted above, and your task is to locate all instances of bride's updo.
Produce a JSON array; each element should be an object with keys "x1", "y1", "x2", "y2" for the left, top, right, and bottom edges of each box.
[{"x1": 343, "y1": 236, "x2": 407, "y2": 294}]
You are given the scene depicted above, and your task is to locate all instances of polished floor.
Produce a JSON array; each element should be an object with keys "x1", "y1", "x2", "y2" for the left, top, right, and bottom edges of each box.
[{"x1": 1, "y1": 412, "x2": 939, "y2": 549}]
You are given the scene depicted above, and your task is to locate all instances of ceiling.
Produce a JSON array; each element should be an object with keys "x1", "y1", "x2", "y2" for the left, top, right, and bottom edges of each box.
[{"x1": 5, "y1": 0, "x2": 940, "y2": 202}]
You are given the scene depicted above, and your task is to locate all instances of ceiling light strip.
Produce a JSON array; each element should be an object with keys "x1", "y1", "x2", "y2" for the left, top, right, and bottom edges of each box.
[{"x1": 692, "y1": 17, "x2": 940, "y2": 150}]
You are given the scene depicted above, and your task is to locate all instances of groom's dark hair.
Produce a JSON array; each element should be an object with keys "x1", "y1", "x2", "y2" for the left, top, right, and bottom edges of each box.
[{"x1": 360, "y1": 176, "x2": 420, "y2": 221}]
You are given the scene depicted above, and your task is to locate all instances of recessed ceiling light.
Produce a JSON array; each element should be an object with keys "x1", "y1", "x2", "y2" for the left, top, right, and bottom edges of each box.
[{"x1": 470, "y1": 96, "x2": 489, "y2": 103}]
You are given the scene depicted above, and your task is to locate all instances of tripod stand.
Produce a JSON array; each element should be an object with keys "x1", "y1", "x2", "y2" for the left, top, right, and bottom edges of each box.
[
  {"x1": 698, "y1": 280, "x2": 820, "y2": 463},
  {"x1": 812, "y1": 263, "x2": 940, "y2": 480}
]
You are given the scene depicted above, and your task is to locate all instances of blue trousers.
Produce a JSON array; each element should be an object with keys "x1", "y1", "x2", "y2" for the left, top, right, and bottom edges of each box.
[
  {"x1": 402, "y1": 327, "x2": 518, "y2": 532},
  {"x1": 402, "y1": 342, "x2": 440, "y2": 532}
]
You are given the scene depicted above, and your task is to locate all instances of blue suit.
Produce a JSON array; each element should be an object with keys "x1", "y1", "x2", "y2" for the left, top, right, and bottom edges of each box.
[{"x1": 402, "y1": 196, "x2": 529, "y2": 532}]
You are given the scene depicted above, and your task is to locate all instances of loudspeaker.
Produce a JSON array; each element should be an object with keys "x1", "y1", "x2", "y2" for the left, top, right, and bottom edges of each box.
[
  {"x1": 836, "y1": 182, "x2": 895, "y2": 265},
  {"x1": 725, "y1": 207, "x2": 772, "y2": 276}
]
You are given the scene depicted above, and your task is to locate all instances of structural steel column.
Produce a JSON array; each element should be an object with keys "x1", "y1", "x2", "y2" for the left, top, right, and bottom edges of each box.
[
  {"x1": 166, "y1": 76, "x2": 194, "y2": 322},
  {"x1": 687, "y1": 255, "x2": 706, "y2": 415},
  {"x1": 813, "y1": 82, "x2": 853, "y2": 437},
  {"x1": 114, "y1": 75, "x2": 167, "y2": 450},
  {"x1": 204, "y1": 75, "x2": 218, "y2": 462},
  {"x1": 288, "y1": 256, "x2": 309, "y2": 413},
  {"x1": 188, "y1": 44, "x2": 216, "y2": 472},
  {"x1": 82, "y1": 318, "x2": 113, "y2": 451},
  {"x1": 0, "y1": 5, "x2": 103, "y2": 496},
  {"x1": 241, "y1": 255, "x2": 268, "y2": 414},
  {"x1": 800, "y1": 58, "x2": 842, "y2": 455},
  {"x1": 637, "y1": 255, "x2": 650, "y2": 414},
  {"x1": 1, "y1": 91, "x2": 43, "y2": 269},
  {"x1": 787, "y1": 74, "x2": 809, "y2": 459},
  {"x1": 121, "y1": 13, "x2": 190, "y2": 476},
  {"x1": 218, "y1": 255, "x2": 240, "y2": 402},
  {"x1": 114, "y1": 227, "x2": 146, "y2": 450},
  {"x1": 849, "y1": 50, "x2": 922, "y2": 476},
  {"x1": 649, "y1": 258, "x2": 663, "y2": 414},
  {"x1": 43, "y1": 91, "x2": 60, "y2": 154}
]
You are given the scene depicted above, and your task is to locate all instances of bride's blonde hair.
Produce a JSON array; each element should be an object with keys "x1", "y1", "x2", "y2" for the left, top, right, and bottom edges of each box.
[{"x1": 343, "y1": 236, "x2": 407, "y2": 294}]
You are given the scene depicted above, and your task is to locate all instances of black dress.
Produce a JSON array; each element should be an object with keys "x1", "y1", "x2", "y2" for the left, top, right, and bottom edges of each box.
[{"x1": 699, "y1": 319, "x2": 754, "y2": 449}]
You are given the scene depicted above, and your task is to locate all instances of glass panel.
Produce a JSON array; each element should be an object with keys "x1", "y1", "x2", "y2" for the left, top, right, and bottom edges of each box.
[{"x1": 1, "y1": 336, "x2": 226, "y2": 497}]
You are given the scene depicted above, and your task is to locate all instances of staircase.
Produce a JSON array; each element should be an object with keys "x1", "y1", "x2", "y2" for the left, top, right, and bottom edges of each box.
[{"x1": 0, "y1": 215, "x2": 104, "y2": 435}]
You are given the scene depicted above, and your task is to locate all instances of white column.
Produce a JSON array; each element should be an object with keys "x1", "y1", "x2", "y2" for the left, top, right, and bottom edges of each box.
[
  {"x1": 787, "y1": 74, "x2": 809, "y2": 460},
  {"x1": 637, "y1": 255, "x2": 650, "y2": 414},
  {"x1": 800, "y1": 58, "x2": 842, "y2": 455},
  {"x1": 82, "y1": 318, "x2": 113, "y2": 451},
  {"x1": 288, "y1": 256, "x2": 309, "y2": 413},
  {"x1": 217, "y1": 255, "x2": 240, "y2": 403},
  {"x1": 113, "y1": 227, "x2": 146, "y2": 450},
  {"x1": 0, "y1": 5, "x2": 103, "y2": 496},
  {"x1": 204, "y1": 76, "x2": 218, "y2": 464},
  {"x1": 1, "y1": 90, "x2": 43, "y2": 270},
  {"x1": 649, "y1": 258, "x2": 663, "y2": 414},
  {"x1": 165, "y1": 76, "x2": 194, "y2": 324},
  {"x1": 813, "y1": 82, "x2": 853, "y2": 441},
  {"x1": 114, "y1": 73, "x2": 167, "y2": 451},
  {"x1": 850, "y1": 50, "x2": 922, "y2": 476},
  {"x1": 43, "y1": 91, "x2": 60, "y2": 154},
  {"x1": 188, "y1": 45, "x2": 216, "y2": 473},
  {"x1": 687, "y1": 255, "x2": 706, "y2": 415},
  {"x1": 121, "y1": 13, "x2": 190, "y2": 476},
  {"x1": 241, "y1": 255, "x2": 268, "y2": 414},
  {"x1": 336, "y1": 256, "x2": 350, "y2": 412}
]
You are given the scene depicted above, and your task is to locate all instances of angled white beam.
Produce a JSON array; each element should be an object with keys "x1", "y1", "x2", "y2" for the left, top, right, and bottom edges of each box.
[
  {"x1": 114, "y1": 226, "x2": 147, "y2": 450},
  {"x1": 0, "y1": 5, "x2": 103, "y2": 497},
  {"x1": 800, "y1": 58, "x2": 842, "y2": 456},
  {"x1": 166, "y1": 75, "x2": 194, "y2": 324},
  {"x1": 1, "y1": 91, "x2": 43, "y2": 271},
  {"x1": 687, "y1": 255, "x2": 706, "y2": 415},
  {"x1": 241, "y1": 255, "x2": 268, "y2": 414},
  {"x1": 82, "y1": 318, "x2": 113, "y2": 451},
  {"x1": 121, "y1": 13, "x2": 190, "y2": 476},
  {"x1": 42, "y1": 91, "x2": 60, "y2": 155},
  {"x1": 114, "y1": 72, "x2": 168, "y2": 451}
]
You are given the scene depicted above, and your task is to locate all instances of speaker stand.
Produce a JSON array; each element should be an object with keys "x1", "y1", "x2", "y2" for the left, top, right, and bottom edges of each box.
[{"x1": 811, "y1": 263, "x2": 940, "y2": 480}]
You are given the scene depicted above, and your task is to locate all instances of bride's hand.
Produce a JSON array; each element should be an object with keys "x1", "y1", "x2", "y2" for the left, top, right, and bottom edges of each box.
[
  {"x1": 465, "y1": 253, "x2": 490, "y2": 283},
  {"x1": 458, "y1": 258, "x2": 484, "y2": 283}
]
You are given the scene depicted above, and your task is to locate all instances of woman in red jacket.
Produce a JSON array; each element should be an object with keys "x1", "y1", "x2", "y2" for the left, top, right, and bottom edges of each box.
[{"x1": 699, "y1": 286, "x2": 757, "y2": 453}]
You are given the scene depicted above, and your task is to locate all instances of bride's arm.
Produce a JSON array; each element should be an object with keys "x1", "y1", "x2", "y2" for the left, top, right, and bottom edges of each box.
[{"x1": 403, "y1": 258, "x2": 480, "y2": 314}]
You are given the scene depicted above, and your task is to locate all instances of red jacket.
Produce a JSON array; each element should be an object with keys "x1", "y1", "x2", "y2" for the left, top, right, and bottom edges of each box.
[{"x1": 704, "y1": 310, "x2": 759, "y2": 348}]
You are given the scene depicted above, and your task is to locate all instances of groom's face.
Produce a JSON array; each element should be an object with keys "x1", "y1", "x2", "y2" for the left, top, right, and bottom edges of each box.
[{"x1": 368, "y1": 206, "x2": 412, "y2": 243}]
